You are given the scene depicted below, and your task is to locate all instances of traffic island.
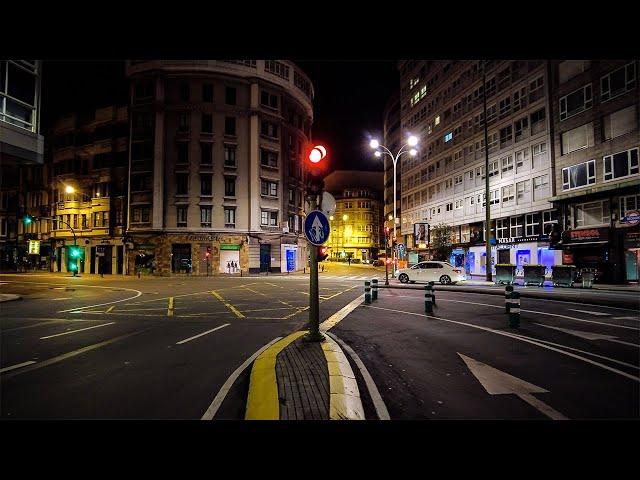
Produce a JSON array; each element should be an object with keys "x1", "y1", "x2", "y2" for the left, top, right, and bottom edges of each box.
[
  {"x1": 245, "y1": 330, "x2": 364, "y2": 420},
  {"x1": 0, "y1": 294, "x2": 22, "y2": 302}
]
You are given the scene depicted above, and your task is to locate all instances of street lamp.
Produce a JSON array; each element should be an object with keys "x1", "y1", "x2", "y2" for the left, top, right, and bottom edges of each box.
[{"x1": 370, "y1": 134, "x2": 419, "y2": 277}]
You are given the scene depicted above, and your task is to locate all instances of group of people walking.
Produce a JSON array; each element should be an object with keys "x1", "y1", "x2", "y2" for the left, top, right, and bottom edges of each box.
[{"x1": 226, "y1": 260, "x2": 239, "y2": 274}]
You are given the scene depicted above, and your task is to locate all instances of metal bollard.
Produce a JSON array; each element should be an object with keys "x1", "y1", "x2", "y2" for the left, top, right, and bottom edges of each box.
[
  {"x1": 364, "y1": 280, "x2": 372, "y2": 305},
  {"x1": 429, "y1": 281, "x2": 436, "y2": 306},
  {"x1": 372, "y1": 278, "x2": 378, "y2": 301},
  {"x1": 425, "y1": 284, "x2": 433, "y2": 314},
  {"x1": 505, "y1": 285, "x2": 514, "y2": 313},
  {"x1": 509, "y1": 291, "x2": 521, "y2": 328}
]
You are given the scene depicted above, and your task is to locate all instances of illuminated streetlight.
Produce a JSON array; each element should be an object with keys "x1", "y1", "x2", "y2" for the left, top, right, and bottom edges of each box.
[
  {"x1": 369, "y1": 139, "x2": 379, "y2": 149},
  {"x1": 374, "y1": 151, "x2": 381, "y2": 158},
  {"x1": 408, "y1": 135, "x2": 418, "y2": 147},
  {"x1": 342, "y1": 214, "x2": 348, "y2": 221},
  {"x1": 410, "y1": 149, "x2": 417, "y2": 156},
  {"x1": 65, "y1": 185, "x2": 75, "y2": 194}
]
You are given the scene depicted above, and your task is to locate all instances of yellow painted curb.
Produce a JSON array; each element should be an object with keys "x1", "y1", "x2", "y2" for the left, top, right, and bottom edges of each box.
[
  {"x1": 322, "y1": 335, "x2": 365, "y2": 420},
  {"x1": 245, "y1": 330, "x2": 307, "y2": 420}
]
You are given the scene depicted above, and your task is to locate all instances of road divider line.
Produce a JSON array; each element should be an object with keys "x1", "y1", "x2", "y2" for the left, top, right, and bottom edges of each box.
[
  {"x1": 365, "y1": 305, "x2": 640, "y2": 383},
  {"x1": 0, "y1": 361, "x2": 37, "y2": 374},
  {"x1": 176, "y1": 324, "x2": 230, "y2": 345},
  {"x1": 201, "y1": 336, "x2": 283, "y2": 420},
  {"x1": 40, "y1": 322, "x2": 116, "y2": 339},
  {"x1": 245, "y1": 331, "x2": 307, "y2": 420},
  {"x1": 51, "y1": 297, "x2": 72, "y2": 301},
  {"x1": 106, "y1": 306, "x2": 114, "y2": 313},
  {"x1": 568, "y1": 309, "x2": 611, "y2": 316},
  {"x1": 320, "y1": 295, "x2": 364, "y2": 332},
  {"x1": 326, "y1": 331, "x2": 389, "y2": 420},
  {"x1": 210, "y1": 290, "x2": 245, "y2": 318},
  {"x1": 1, "y1": 329, "x2": 147, "y2": 380},
  {"x1": 167, "y1": 297, "x2": 174, "y2": 317}
]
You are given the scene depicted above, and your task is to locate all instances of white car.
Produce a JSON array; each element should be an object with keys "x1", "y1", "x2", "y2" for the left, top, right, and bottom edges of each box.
[{"x1": 397, "y1": 261, "x2": 466, "y2": 285}]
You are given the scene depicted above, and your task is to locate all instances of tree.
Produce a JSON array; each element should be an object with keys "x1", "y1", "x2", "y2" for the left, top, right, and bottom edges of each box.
[{"x1": 430, "y1": 223, "x2": 455, "y2": 261}]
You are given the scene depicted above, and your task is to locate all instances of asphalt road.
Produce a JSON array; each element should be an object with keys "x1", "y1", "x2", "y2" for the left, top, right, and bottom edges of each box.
[
  {"x1": 331, "y1": 286, "x2": 639, "y2": 420},
  {"x1": 2, "y1": 270, "x2": 638, "y2": 419},
  {"x1": 0, "y1": 272, "x2": 364, "y2": 419}
]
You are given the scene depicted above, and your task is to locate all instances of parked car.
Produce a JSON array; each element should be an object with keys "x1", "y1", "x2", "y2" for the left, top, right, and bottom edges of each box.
[
  {"x1": 372, "y1": 259, "x2": 385, "y2": 267},
  {"x1": 397, "y1": 261, "x2": 466, "y2": 284}
]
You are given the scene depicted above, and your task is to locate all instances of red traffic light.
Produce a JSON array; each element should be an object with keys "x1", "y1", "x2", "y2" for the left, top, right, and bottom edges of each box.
[
  {"x1": 308, "y1": 145, "x2": 327, "y2": 164},
  {"x1": 385, "y1": 258, "x2": 392, "y2": 265},
  {"x1": 317, "y1": 246, "x2": 329, "y2": 261}
]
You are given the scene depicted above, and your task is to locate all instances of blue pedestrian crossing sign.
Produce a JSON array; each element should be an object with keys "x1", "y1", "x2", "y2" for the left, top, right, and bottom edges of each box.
[{"x1": 304, "y1": 210, "x2": 330, "y2": 246}]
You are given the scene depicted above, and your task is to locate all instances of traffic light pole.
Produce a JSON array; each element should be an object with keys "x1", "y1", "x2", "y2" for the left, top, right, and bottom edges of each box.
[
  {"x1": 384, "y1": 228, "x2": 389, "y2": 286},
  {"x1": 305, "y1": 193, "x2": 323, "y2": 342},
  {"x1": 38, "y1": 216, "x2": 77, "y2": 276}
]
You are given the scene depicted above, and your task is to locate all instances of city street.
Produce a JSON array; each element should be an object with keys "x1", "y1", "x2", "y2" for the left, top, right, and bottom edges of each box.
[{"x1": 1, "y1": 268, "x2": 638, "y2": 419}]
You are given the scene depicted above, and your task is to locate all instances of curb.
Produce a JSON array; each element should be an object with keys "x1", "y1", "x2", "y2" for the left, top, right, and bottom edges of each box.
[
  {"x1": 0, "y1": 294, "x2": 22, "y2": 303},
  {"x1": 244, "y1": 329, "x2": 364, "y2": 420}
]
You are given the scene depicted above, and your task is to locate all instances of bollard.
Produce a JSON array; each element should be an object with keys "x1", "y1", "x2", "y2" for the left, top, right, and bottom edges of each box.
[
  {"x1": 429, "y1": 281, "x2": 436, "y2": 306},
  {"x1": 364, "y1": 280, "x2": 372, "y2": 305},
  {"x1": 505, "y1": 285, "x2": 514, "y2": 313},
  {"x1": 424, "y1": 284, "x2": 433, "y2": 314},
  {"x1": 372, "y1": 278, "x2": 378, "y2": 301},
  {"x1": 509, "y1": 291, "x2": 521, "y2": 328}
]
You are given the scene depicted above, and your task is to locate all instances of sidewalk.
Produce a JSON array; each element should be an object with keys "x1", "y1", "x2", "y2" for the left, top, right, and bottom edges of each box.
[
  {"x1": 244, "y1": 330, "x2": 364, "y2": 420},
  {"x1": 0, "y1": 294, "x2": 22, "y2": 302},
  {"x1": 466, "y1": 274, "x2": 640, "y2": 293}
]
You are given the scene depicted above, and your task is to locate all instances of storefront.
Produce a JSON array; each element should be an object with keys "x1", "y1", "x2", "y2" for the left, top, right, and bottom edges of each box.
[
  {"x1": 561, "y1": 228, "x2": 611, "y2": 282},
  {"x1": 622, "y1": 225, "x2": 639, "y2": 282}
]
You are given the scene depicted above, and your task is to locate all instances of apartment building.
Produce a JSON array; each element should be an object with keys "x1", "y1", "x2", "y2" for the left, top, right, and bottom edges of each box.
[
  {"x1": 49, "y1": 105, "x2": 129, "y2": 274},
  {"x1": 398, "y1": 60, "x2": 561, "y2": 276},
  {"x1": 382, "y1": 93, "x2": 401, "y2": 232},
  {"x1": 0, "y1": 60, "x2": 45, "y2": 271},
  {"x1": 125, "y1": 60, "x2": 313, "y2": 275},
  {"x1": 548, "y1": 60, "x2": 638, "y2": 283},
  {"x1": 323, "y1": 170, "x2": 383, "y2": 262}
]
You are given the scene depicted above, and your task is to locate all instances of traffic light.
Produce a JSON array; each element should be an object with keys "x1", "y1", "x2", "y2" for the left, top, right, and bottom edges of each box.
[
  {"x1": 23, "y1": 214, "x2": 35, "y2": 225},
  {"x1": 317, "y1": 246, "x2": 329, "y2": 262},
  {"x1": 306, "y1": 143, "x2": 328, "y2": 196},
  {"x1": 205, "y1": 246, "x2": 211, "y2": 258}
]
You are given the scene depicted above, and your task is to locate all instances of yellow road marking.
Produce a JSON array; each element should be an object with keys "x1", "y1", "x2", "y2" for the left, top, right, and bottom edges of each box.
[
  {"x1": 245, "y1": 330, "x2": 307, "y2": 420},
  {"x1": 210, "y1": 290, "x2": 245, "y2": 318},
  {"x1": 167, "y1": 297, "x2": 174, "y2": 317},
  {"x1": 106, "y1": 306, "x2": 115, "y2": 313}
]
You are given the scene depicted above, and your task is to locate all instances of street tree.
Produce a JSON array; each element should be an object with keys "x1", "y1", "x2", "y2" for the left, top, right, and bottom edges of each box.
[{"x1": 431, "y1": 223, "x2": 455, "y2": 261}]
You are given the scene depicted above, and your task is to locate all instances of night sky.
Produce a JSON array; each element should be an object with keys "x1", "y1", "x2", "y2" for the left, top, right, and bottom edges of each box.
[{"x1": 40, "y1": 60, "x2": 398, "y2": 172}]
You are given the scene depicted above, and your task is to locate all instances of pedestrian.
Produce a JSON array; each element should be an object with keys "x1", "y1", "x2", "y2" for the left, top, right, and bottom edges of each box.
[
  {"x1": 233, "y1": 260, "x2": 238, "y2": 273},
  {"x1": 348, "y1": 257, "x2": 351, "y2": 266},
  {"x1": 227, "y1": 261, "x2": 231, "y2": 274}
]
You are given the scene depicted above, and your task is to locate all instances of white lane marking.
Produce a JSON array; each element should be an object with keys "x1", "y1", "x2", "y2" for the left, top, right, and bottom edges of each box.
[
  {"x1": 568, "y1": 309, "x2": 611, "y2": 316},
  {"x1": 40, "y1": 322, "x2": 116, "y2": 339},
  {"x1": 326, "y1": 331, "x2": 390, "y2": 420},
  {"x1": 366, "y1": 305, "x2": 640, "y2": 383},
  {"x1": 0, "y1": 360, "x2": 37, "y2": 373},
  {"x1": 458, "y1": 353, "x2": 568, "y2": 420},
  {"x1": 320, "y1": 295, "x2": 364, "y2": 332},
  {"x1": 612, "y1": 316, "x2": 640, "y2": 321},
  {"x1": 51, "y1": 297, "x2": 72, "y2": 301},
  {"x1": 535, "y1": 323, "x2": 639, "y2": 348},
  {"x1": 201, "y1": 336, "x2": 283, "y2": 420},
  {"x1": 176, "y1": 323, "x2": 230, "y2": 345}
]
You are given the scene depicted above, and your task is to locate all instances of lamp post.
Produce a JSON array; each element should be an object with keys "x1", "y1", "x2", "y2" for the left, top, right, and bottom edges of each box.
[{"x1": 370, "y1": 135, "x2": 419, "y2": 277}]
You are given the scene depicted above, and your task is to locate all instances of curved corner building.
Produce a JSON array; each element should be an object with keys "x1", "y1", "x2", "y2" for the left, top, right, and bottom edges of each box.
[{"x1": 125, "y1": 60, "x2": 314, "y2": 275}]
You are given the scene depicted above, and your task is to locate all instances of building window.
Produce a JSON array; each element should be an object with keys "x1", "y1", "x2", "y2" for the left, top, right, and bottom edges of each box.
[
  {"x1": 200, "y1": 207, "x2": 212, "y2": 227},
  {"x1": 515, "y1": 149, "x2": 529, "y2": 173},
  {"x1": 530, "y1": 107, "x2": 546, "y2": 134},
  {"x1": 516, "y1": 180, "x2": 531, "y2": 204},
  {"x1": 224, "y1": 145, "x2": 236, "y2": 167},
  {"x1": 575, "y1": 201, "x2": 610, "y2": 227},
  {"x1": 224, "y1": 177, "x2": 236, "y2": 197},
  {"x1": 261, "y1": 210, "x2": 278, "y2": 226},
  {"x1": 444, "y1": 132, "x2": 452, "y2": 142},
  {"x1": 225, "y1": 87, "x2": 236, "y2": 105},
  {"x1": 200, "y1": 142, "x2": 212, "y2": 164},
  {"x1": 224, "y1": 207, "x2": 236, "y2": 226},
  {"x1": 454, "y1": 174, "x2": 463, "y2": 185},
  {"x1": 601, "y1": 62, "x2": 636, "y2": 102},
  {"x1": 489, "y1": 188, "x2": 500, "y2": 205},
  {"x1": 559, "y1": 84, "x2": 592, "y2": 121},
  {"x1": 260, "y1": 149, "x2": 278, "y2": 168},
  {"x1": 261, "y1": 91, "x2": 279, "y2": 109},
  {"x1": 176, "y1": 173, "x2": 189, "y2": 195},
  {"x1": 603, "y1": 147, "x2": 639, "y2": 182},
  {"x1": 561, "y1": 123, "x2": 594, "y2": 155},
  {"x1": 562, "y1": 160, "x2": 596, "y2": 190},
  {"x1": 532, "y1": 142, "x2": 547, "y2": 169},
  {"x1": 261, "y1": 120, "x2": 279, "y2": 138},
  {"x1": 177, "y1": 207, "x2": 188, "y2": 227},
  {"x1": 525, "y1": 213, "x2": 540, "y2": 236},
  {"x1": 177, "y1": 142, "x2": 189, "y2": 164},
  {"x1": 288, "y1": 188, "x2": 295, "y2": 204},
  {"x1": 559, "y1": 61, "x2": 590, "y2": 84},
  {"x1": 500, "y1": 125, "x2": 513, "y2": 146},
  {"x1": 496, "y1": 219, "x2": 508, "y2": 239},
  {"x1": 200, "y1": 174, "x2": 212, "y2": 196},
  {"x1": 225, "y1": 117, "x2": 236, "y2": 136},
  {"x1": 502, "y1": 184, "x2": 515, "y2": 204},
  {"x1": 131, "y1": 174, "x2": 152, "y2": 192},
  {"x1": 533, "y1": 174, "x2": 550, "y2": 201},
  {"x1": 510, "y1": 216, "x2": 524, "y2": 238},
  {"x1": 201, "y1": 113, "x2": 213, "y2": 133},
  {"x1": 488, "y1": 161, "x2": 499, "y2": 177},
  {"x1": 621, "y1": 195, "x2": 640, "y2": 218},
  {"x1": 603, "y1": 105, "x2": 637, "y2": 141},
  {"x1": 202, "y1": 83, "x2": 213, "y2": 102},
  {"x1": 514, "y1": 117, "x2": 528, "y2": 142},
  {"x1": 446, "y1": 203, "x2": 453, "y2": 212},
  {"x1": 501, "y1": 155, "x2": 514, "y2": 173},
  {"x1": 180, "y1": 83, "x2": 190, "y2": 102},
  {"x1": 542, "y1": 210, "x2": 558, "y2": 234},
  {"x1": 261, "y1": 180, "x2": 278, "y2": 197},
  {"x1": 178, "y1": 112, "x2": 190, "y2": 132},
  {"x1": 528, "y1": 76, "x2": 544, "y2": 102}
]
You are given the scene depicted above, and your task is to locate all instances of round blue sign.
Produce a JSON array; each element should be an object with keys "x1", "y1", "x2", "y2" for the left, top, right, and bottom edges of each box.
[{"x1": 304, "y1": 210, "x2": 331, "y2": 246}]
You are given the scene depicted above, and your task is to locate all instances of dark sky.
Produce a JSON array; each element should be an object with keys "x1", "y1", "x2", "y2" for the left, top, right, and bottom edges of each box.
[{"x1": 40, "y1": 60, "x2": 399, "y2": 171}]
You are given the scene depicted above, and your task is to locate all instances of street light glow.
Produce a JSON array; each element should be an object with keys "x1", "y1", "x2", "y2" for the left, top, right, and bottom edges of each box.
[
  {"x1": 410, "y1": 149, "x2": 417, "y2": 156},
  {"x1": 374, "y1": 151, "x2": 381, "y2": 158},
  {"x1": 65, "y1": 185, "x2": 75, "y2": 194},
  {"x1": 369, "y1": 139, "x2": 379, "y2": 149},
  {"x1": 408, "y1": 135, "x2": 418, "y2": 147},
  {"x1": 342, "y1": 214, "x2": 348, "y2": 221}
]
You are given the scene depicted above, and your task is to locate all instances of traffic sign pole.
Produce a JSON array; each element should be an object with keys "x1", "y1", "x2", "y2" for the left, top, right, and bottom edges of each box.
[{"x1": 305, "y1": 194, "x2": 323, "y2": 342}]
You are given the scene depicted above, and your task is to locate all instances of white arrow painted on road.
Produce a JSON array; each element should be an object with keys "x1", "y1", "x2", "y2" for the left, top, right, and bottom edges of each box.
[
  {"x1": 458, "y1": 353, "x2": 568, "y2": 420},
  {"x1": 535, "y1": 324, "x2": 639, "y2": 348}
]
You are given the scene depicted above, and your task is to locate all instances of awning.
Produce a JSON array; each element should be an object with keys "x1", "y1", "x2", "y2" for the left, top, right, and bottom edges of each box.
[{"x1": 565, "y1": 241, "x2": 609, "y2": 247}]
